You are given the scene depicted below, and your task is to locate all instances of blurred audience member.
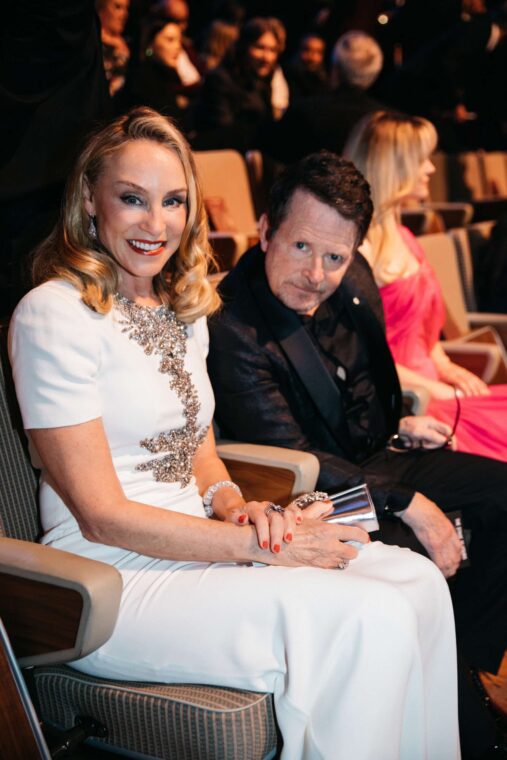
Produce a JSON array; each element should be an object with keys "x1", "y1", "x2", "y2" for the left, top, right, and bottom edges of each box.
[
  {"x1": 264, "y1": 31, "x2": 384, "y2": 163},
  {"x1": 96, "y1": 0, "x2": 131, "y2": 97},
  {"x1": 284, "y1": 33, "x2": 330, "y2": 100},
  {"x1": 268, "y1": 17, "x2": 290, "y2": 120},
  {"x1": 129, "y1": 20, "x2": 200, "y2": 127},
  {"x1": 151, "y1": 0, "x2": 189, "y2": 33},
  {"x1": 193, "y1": 17, "x2": 285, "y2": 150},
  {"x1": 330, "y1": 30, "x2": 383, "y2": 90},
  {"x1": 200, "y1": 19, "x2": 239, "y2": 71},
  {"x1": 149, "y1": 0, "x2": 202, "y2": 91}
]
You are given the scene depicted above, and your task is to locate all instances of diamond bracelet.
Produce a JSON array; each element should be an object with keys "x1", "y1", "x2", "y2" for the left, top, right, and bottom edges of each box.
[
  {"x1": 202, "y1": 480, "x2": 243, "y2": 517},
  {"x1": 293, "y1": 491, "x2": 329, "y2": 509}
]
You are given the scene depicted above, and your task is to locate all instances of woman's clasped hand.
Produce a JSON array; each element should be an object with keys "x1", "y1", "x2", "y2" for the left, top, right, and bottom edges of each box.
[{"x1": 219, "y1": 494, "x2": 369, "y2": 566}]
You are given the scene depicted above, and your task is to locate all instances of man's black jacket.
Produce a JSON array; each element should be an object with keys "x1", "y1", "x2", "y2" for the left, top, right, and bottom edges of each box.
[{"x1": 208, "y1": 246, "x2": 416, "y2": 514}]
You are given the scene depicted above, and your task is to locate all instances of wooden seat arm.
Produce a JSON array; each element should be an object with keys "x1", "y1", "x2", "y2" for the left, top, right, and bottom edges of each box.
[
  {"x1": 217, "y1": 442, "x2": 319, "y2": 504},
  {"x1": 0, "y1": 538, "x2": 122, "y2": 668},
  {"x1": 441, "y1": 341, "x2": 503, "y2": 383},
  {"x1": 467, "y1": 314, "x2": 507, "y2": 348}
]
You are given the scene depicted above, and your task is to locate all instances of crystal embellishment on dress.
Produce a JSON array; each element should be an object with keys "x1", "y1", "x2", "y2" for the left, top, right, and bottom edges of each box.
[{"x1": 114, "y1": 293, "x2": 208, "y2": 487}]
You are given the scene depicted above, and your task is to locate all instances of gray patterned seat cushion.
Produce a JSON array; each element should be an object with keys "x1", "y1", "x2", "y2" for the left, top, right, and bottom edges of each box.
[
  {"x1": 35, "y1": 665, "x2": 278, "y2": 760},
  {"x1": 0, "y1": 330, "x2": 40, "y2": 542}
]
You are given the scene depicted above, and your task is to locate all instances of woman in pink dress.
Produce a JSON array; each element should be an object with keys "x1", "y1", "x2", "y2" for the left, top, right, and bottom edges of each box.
[{"x1": 345, "y1": 110, "x2": 507, "y2": 461}]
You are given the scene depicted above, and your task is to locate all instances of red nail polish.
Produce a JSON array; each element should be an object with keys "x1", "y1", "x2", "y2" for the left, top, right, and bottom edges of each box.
[
  {"x1": 238, "y1": 514, "x2": 247, "y2": 523},
  {"x1": 262, "y1": 540, "x2": 269, "y2": 549},
  {"x1": 273, "y1": 544, "x2": 281, "y2": 553},
  {"x1": 285, "y1": 533, "x2": 293, "y2": 542},
  {"x1": 296, "y1": 516, "x2": 302, "y2": 524}
]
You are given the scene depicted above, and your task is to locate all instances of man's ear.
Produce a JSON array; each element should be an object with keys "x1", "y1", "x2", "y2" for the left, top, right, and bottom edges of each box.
[
  {"x1": 258, "y1": 213, "x2": 270, "y2": 252},
  {"x1": 83, "y1": 178, "x2": 95, "y2": 217}
]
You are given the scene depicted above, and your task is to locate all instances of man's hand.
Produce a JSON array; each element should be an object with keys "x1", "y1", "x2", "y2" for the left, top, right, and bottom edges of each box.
[
  {"x1": 398, "y1": 415, "x2": 454, "y2": 449},
  {"x1": 397, "y1": 492, "x2": 462, "y2": 578}
]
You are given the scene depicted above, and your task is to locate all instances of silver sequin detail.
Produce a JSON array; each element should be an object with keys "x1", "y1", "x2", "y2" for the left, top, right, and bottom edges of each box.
[{"x1": 114, "y1": 294, "x2": 208, "y2": 487}]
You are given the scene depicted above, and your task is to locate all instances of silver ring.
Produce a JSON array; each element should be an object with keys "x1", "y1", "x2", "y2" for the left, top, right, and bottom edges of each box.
[
  {"x1": 264, "y1": 503, "x2": 284, "y2": 518},
  {"x1": 337, "y1": 560, "x2": 349, "y2": 571}
]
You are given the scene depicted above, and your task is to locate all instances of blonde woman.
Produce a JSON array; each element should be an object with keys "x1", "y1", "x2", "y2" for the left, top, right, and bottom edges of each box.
[
  {"x1": 9, "y1": 108, "x2": 460, "y2": 760},
  {"x1": 345, "y1": 110, "x2": 507, "y2": 461}
]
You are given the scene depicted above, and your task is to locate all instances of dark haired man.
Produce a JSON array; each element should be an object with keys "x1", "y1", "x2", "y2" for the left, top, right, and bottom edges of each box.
[{"x1": 208, "y1": 151, "x2": 507, "y2": 757}]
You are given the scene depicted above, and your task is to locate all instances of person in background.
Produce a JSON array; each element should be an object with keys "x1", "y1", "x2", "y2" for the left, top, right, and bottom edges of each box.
[
  {"x1": 200, "y1": 19, "x2": 239, "y2": 71},
  {"x1": 148, "y1": 0, "x2": 203, "y2": 94},
  {"x1": 8, "y1": 106, "x2": 460, "y2": 760},
  {"x1": 129, "y1": 19, "x2": 200, "y2": 128},
  {"x1": 96, "y1": 0, "x2": 131, "y2": 97},
  {"x1": 344, "y1": 110, "x2": 507, "y2": 462},
  {"x1": 283, "y1": 33, "x2": 331, "y2": 100},
  {"x1": 192, "y1": 17, "x2": 285, "y2": 151},
  {"x1": 267, "y1": 17, "x2": 290, "y2": 121},
  {"x1": 263, "y1": 30, "x2": 384, "y2": 163}
]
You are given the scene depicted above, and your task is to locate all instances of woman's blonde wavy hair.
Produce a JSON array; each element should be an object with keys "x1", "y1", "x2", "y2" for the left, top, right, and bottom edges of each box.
[
  {"x1": 32, "y1": 107, "x2": 220, "y2": 322},
  {"x1": 344, "y1": 110, "x2": 437, "y2": 283}
]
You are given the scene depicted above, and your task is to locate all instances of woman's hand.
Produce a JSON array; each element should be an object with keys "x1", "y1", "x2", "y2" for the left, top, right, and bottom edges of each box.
[
  {"x1": 223, "y1": 499, "x2": 304, "y2": 554},
  {"x1": 430, "y1": 343, "x2": 490, "y2": 397},
  {"x1": 437, "y1": 362, "x2": 490, "y2": 397},
  {"x1": 273, "y1": 518, "x2": 370, "y2": 569},
  {"x1": 224, "y1": 497, "x2": 335, "y2": 554}
]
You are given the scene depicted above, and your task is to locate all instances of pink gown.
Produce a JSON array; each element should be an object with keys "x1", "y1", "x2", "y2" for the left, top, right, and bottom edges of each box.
[{"x1": 380, "y1": 226, "x2": 507, "y2": 461}]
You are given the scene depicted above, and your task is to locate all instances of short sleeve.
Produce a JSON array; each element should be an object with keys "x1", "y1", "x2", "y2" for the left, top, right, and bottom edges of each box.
[
  {"x1": 9, "y1": 281, "x2": 103, "y2": 429},
  {"x1": 192, "y1": 315, "x2": 210, "y2": 359}
]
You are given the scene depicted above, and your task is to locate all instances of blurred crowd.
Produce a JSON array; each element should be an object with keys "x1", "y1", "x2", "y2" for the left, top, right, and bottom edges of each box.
[
  {"x1": 1, "y1": 0, "x2": 507, "y2": 313},
  {"x1": 98, "y1": 0, "x2": 507, "y2": 155}
]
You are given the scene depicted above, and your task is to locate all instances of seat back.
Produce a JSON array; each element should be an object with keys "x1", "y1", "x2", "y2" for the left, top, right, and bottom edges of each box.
[
  {"x1": 0, "y1": 323, "x2": 40, "y2": 542},
  {"x1": 428, "y1": 151, "x2": 449, "y2": 202},
  {"x1": 449, "y1": 152, "x2": 486, "y2": 201},
  {"x1": 417, "y1": 233, "x2": 470, "y2": 338},
  {"x1": 449, "y1": 227, "x2": 477, "y2": 311},
  {"x1": 481, "y1": 151, "x2": 507, "y2": 197},
  {"x1": 466, "y1": 220, "x2": 495, "y2": 254},
  {"x1": 193, "y1": 150, "x2": 258, "y2": 236}
]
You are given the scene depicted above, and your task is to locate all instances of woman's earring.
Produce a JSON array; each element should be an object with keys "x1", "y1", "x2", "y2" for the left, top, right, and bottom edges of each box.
[{"x1": 89, "y1": 215, "x2": 97, "y2": 239}]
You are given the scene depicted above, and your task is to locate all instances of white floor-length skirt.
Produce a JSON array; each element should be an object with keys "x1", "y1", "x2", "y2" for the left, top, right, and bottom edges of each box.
[{"x1": 71, "y1": 541, "x2": 460, "y2": 760}]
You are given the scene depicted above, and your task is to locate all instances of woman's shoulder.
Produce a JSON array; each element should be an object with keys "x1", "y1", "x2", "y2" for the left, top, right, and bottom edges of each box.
[
  {"x1": 13, "y1": 279, "x2": 98, "y2": 323},
  {"x1": 10, "y1": 279, "x2": 100, "y2": 336},
  {"x1": 15, "y1": 279, "x2": 81, "y2": 311}
]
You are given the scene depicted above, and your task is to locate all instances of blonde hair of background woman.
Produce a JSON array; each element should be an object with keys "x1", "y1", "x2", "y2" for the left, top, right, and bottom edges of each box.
[
  {"x1": 344, "y1": 110, "x2": 437, "y2": 284},
  {"x1": 32, "y1": 107, "x2": 220, "y2": 322}
]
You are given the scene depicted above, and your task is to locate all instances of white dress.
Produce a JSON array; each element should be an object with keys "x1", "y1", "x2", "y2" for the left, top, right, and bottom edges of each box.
[{"x1": 9, "y1": 279, "x2": 460, "y2": 760}]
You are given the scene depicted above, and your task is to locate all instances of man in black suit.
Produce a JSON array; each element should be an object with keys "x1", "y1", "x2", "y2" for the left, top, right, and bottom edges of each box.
[{"x1": 208, "y1": 152, "x2": 507, "y2": 721}]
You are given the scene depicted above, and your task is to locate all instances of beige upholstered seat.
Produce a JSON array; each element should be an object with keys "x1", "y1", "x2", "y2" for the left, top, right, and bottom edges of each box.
[
  {"x1": 194, "y1": 150, "x2": 260, "y2": 270},
  {"x1": 428, "y1": 150, "x2": 507, "y2": 223},
  {"x1": 418, "y1": 232, "x2": 507, "y2": 383}
]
